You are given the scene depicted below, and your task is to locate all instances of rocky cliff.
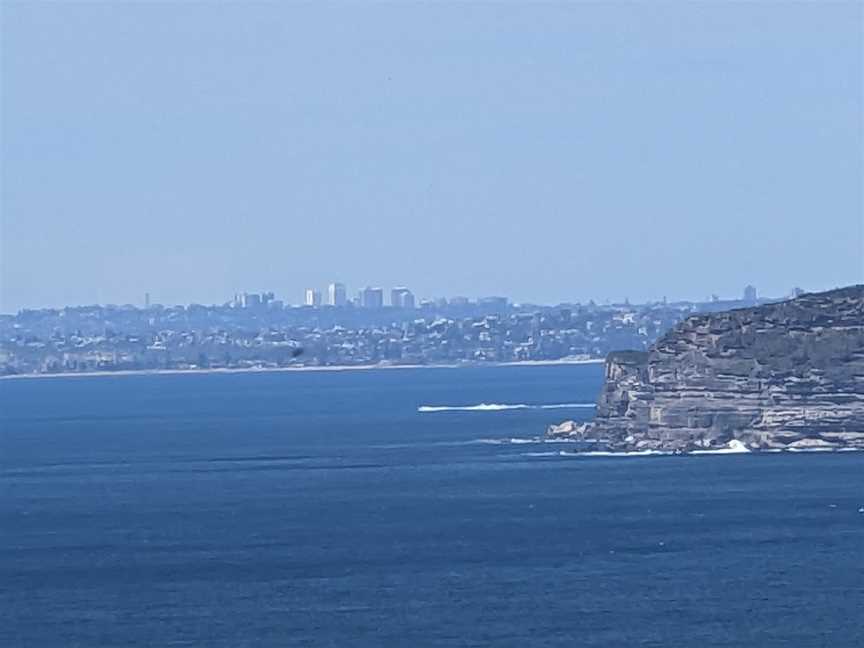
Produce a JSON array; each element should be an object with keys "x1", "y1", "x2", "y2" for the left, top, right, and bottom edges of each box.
[{"x1": 548, "y1": 286, "x2": 864, "y2": 452}]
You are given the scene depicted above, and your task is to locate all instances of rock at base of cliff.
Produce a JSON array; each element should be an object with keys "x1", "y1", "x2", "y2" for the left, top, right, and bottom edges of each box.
[{"x1": 547, "y1": 420, "x2": 588, "y2": 438}]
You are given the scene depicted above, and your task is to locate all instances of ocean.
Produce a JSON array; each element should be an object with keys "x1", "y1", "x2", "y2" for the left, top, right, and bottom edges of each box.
[{"x1": 1, "y1": 364, "x2": 862, "y2": 647}]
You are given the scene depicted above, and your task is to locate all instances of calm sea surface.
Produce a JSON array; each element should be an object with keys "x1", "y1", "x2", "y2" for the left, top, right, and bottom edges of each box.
[{"x1": 1, "y1": 365, "x2": 862, "y2": 647}]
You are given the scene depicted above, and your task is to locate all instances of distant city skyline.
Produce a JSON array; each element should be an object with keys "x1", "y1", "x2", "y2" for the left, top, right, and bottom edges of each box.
[
  {"x1": 0, "y1": 279, "x2": 801, "y2": 375},
  {"x1": 2, "y1": 4, "x2": 861, "y2": 313},
  {"x1": 0, "y1": 266, "x2": 850, "y2": 313},
  {"x1": 4, "y1": 281, "x2": 813, "y2": 314}
]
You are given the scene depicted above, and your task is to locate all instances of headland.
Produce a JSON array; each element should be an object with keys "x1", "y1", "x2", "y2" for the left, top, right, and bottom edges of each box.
[{"x1": 548, "y1": 286, "x2": 864, "y2": 453}]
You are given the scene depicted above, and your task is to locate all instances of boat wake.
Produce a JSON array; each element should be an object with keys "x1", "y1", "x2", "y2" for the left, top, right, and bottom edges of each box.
[{"x1": 418, "y1": 402, "x2": 595, "y2": 413}]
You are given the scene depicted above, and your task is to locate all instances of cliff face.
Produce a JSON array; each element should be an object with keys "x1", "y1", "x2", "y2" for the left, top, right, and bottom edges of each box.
[{"x1": 549, "y1": 286, "x2": 864, "y2": 452}]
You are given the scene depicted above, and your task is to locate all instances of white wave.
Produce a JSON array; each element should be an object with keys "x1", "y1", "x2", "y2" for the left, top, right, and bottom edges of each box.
[
  {"x1": 419, "y1": 404, "x2": 528, "y2": 413},
  {"x1": 417, "y1": 402, "x2": 594, "y2": 413},
  {"x1": 568, "y1": 449, "x2": 671, "y2": 457},
  {"x1": 521, "y1": 451, "x2": 561, "y2": 457},
  {"x1": 474, "y1": 437, "x2": 541, "y2": 445},
  {"x1": 538, "y1": 403, "x2": 596, "y2": 409},
  {"x1": 786, "y1": 446, "x2": 837, "y2": 453},
  {"x1": 700, "y1": 445, "x2": 861, "y2": 454},
  {"x1": 773, "y1": 446, "x2": 861, "y2": 453},
  {"x1": 521, "y1": 440, "x2": 862, "y2": 459},
  {"x1": 533, "y1": 449, "x2": 671, "y2": 458}
]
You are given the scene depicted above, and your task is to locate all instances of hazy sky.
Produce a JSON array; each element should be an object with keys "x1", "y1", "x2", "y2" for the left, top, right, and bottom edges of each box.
[{"x1": 1, "y1": 2, "x2": 861, "y2": 312}]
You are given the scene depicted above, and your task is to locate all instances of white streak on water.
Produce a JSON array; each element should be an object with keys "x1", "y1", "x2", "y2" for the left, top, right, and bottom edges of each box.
[{"x1": 418, "y1": 403, "x2": 595, "y2": 413}]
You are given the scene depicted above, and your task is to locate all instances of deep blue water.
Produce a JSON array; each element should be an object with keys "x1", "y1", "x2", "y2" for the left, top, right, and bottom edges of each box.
[{"x1": 1, "y1": 364, "x2": 862, "y2": 647}]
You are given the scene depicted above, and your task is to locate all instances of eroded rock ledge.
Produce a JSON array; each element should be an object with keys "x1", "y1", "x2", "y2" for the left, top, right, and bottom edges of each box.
[{"x1": 548, "y1": 286, "x2": 864, "y2": 452}]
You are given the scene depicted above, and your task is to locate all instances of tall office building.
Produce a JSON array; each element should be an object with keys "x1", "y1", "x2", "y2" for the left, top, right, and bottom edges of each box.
[
  {"x1": 743, "y1": 285, "x2": 757, "y2": 304},
  {"x1": 361, "y1": 287, "x2": 384, "y2": 309},
  {"x1": 239, "y1": 292, "x2": 262, "y2": 309},
  {"x1": 328, "y1": 282, "x2": 347, "y2": 307},
  {"x1": 305, "y1": 288, "x2": 322, "y2": 307},
  {"x1": 390, "y1": 287, "x2": 416, "y2": 309}
]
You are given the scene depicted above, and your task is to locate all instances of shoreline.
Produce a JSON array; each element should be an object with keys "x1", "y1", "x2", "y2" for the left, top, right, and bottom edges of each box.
[{"x1": 0, "y1": 357, "x2": 605, "y2": 381}]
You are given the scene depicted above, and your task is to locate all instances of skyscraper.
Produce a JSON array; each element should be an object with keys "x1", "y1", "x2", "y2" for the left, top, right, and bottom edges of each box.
[
  {"x1": 390, "y1": 287, "x2": 416, "y2": 309},
  {"x1": 361, "y1": 287, "x2": 384, "y2": 309},
  {"x1": 328, "y1": 282, "x2": 347, "y2": 307},
  {"x1": 240, "y1": 292, "x2": 262, "y2": 309},
  {"x1": 305, "y1": 288, "x2": 322, "y2": 307},
  {"x1": 743, "y1": 285, "x2": 757, "y2": 304}
]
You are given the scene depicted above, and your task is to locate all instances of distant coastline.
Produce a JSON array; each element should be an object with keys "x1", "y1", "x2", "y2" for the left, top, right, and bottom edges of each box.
[{"x1": 0, "y1": 357, "x2": 605, "y2": 381}]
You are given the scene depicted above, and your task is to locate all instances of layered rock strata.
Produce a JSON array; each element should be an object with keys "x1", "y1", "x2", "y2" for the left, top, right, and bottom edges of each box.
[{"x1": 549, "y1": 286, "x2": 864, "y2": 452}]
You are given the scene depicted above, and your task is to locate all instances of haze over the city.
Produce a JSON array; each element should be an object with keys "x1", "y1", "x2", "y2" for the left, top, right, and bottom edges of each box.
[{"x1": 1, "y1": 3, "x2": 861, "y2": 313}]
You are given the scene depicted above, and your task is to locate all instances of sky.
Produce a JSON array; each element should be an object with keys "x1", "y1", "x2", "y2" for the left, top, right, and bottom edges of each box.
[{"x1": 1, "y1": 2, "x2": 862, "y2": 312}]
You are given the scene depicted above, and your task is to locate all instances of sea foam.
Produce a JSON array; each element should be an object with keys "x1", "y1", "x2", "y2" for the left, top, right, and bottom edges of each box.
[
  {"x1": 417, "y1": 402, "x2": 594, "y2": 413},
  {"x1": 560, "y1": 449, "x2": 671, "y2": 458}
]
